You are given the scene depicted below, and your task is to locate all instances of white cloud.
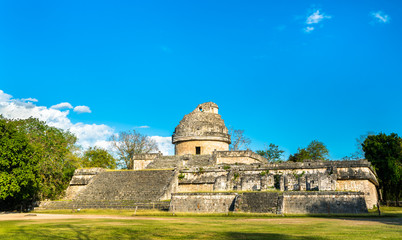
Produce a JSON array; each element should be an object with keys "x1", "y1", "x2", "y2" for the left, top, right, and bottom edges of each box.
[
  {"x1": 306, "y1": 10, "x2": 331, "y2": 25},
  {"x1": 0, "y1": 90, "x2": 12, "y2": 102},
  {"x1": 0, "y1": 90, "x2": 174, "y2": 156},
  {"x1": 74, "y1": 105, "x2": 91, "y2": 113},
  {"x1": 150, "y1": 136, "x2": 174, "y2": 155},
  {"x1": 304, "y1": 26, "x2": 315, "y2": 33},
  {"x1": 303, "y1": 9, "x2": 331, "y2": 33},
  {"x1": 134, "y1": 125, "x2": 150, "y2": 129},
  {"x1": 93, "y1": 140, "x2": 114, "y2": 151},
  {"x1": 0, "y1": 89, "x2": 112, "y2": 149},
  {"x1": 371, "y1": 11, "x2": 390, "y2": 23},
  {"x1": 51, "y1": 102, "x2": 73, "y2": 110},
  {"x1": 69, "y1": 123, "x2": 114, "y2": 149},
  {"x1": 21, "y1": 98, "x2": 38, "y2": 102}
]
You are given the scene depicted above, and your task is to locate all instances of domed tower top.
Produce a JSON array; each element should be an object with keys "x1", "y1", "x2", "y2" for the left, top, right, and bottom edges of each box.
[
  {"x1": 196, "y1": 102, "x2": 219, "y2": 114},
  {"x1": 172, "y1": 102, "x2": 231, "y2": 155}
]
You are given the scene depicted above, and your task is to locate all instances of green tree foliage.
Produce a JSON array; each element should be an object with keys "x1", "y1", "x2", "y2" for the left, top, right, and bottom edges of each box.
[
  {"x1": 110, "y1": 130, "x2": 158, "y2": 169},
  {"x1": 288, "y1": 140, "x2": 329, "y2": 162},
  {"x1": 362, "y1": 133, "x2": 402, "y2": 203},
  {"x1": 288, "y1": 148, "x2": 311, "y2": 162},
  {"x1": 82, "y1": 147, "x2": 116, "y2": 169},
  {"x1": 256, "y1": 143, "x2": 284, "y2": 163},
  {"x1": 13, "y1": 117, "x2": 81, "y2": 201},
  {"x1": 0, "y1": 118, "x2": 40, "y2": 210}
]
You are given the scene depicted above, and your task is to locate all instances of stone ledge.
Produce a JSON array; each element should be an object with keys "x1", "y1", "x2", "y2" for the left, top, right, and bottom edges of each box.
[
  {"x1": 172, "y1": 135, "x2": 231, "y2": 144},
  {"x1": 74, "y1": 168, "x2": 106, "y2": 175},
  {"x1": 173, "y1": 192, "x2": 238, "y2": 196},
  {"x1": 283, "y1": 191, "x2": 365, "y2": 196},
  {"x1": 38, "y1": 200, "x2": 170, "y2": 210}
]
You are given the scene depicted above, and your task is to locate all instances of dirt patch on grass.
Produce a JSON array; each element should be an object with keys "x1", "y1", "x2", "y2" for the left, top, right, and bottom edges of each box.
[
  {"x1": 1, "y1": 213, "x2": 400, "y2": 227},
  {"x1": 240, "y1": 217, "x2": 402, "y2": 226}
]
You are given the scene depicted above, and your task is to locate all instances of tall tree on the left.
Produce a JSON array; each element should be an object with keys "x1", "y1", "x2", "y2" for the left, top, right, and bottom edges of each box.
[
  {"x1": 0, "y1": 118, "x2": 40, "y2": 211},
  {"x1": 14, "y1": 117, "x2": 81, "y2": 200}
]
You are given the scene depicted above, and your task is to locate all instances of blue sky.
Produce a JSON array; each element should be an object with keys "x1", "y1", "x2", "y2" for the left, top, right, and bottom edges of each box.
[{"x1": 1, "y1": 0, "x2": 401, "y2": 159}]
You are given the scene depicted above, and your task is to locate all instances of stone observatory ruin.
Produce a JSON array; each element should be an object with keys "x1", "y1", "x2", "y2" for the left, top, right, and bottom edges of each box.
[{"x1": 39, "y1": 102, "x2": 379, "y2": 214}]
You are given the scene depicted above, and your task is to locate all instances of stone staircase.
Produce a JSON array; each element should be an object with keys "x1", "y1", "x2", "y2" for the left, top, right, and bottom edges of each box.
[
  {"x1": 37, "y1": 169, "x2": 176, "y2": 210},
  {"x1": 146, "y1": 154, "x2": 215, "y2": 169},
  {"x1": 73, "y1": 170, "x2": 175, "y2": 202}
]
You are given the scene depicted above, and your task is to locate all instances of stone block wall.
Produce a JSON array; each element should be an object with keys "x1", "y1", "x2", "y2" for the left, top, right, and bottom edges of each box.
[
  {"x1": 336, "y1": 180, "x2": 378, "y2": 209},
  {"x1": 133, "y1": 153, "x2": 163, "y2": 170},
  {"x1": 178, "y1": 168, "x2": 338, "y2": 193},
  {"x1": 282, "y1": 191, "x2": 368, "y2": 214},
  {"x1": 38, "y1": 200, "x2": 170, "y2": 210},
  {"x1": 235, "y1": 192, "x2": 281, "y2": 213},
  {"x1": 169, "y1": 191, "x2": 368, "y2": 214},
  {"x1": 170, "y1": 192, "x2": 237, "y2": 213},
  {"x1": 215, "y1": 150, "x2": 266, "y2": 164}
]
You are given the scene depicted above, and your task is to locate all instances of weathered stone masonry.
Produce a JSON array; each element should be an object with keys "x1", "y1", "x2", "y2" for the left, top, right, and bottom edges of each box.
[{"x1": 39, "y1": 102, "x2": 379, "y2": 214}]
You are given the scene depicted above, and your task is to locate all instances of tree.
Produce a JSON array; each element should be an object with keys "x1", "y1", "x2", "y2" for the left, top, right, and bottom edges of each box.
[
  {"x1": 362, "y1": 133, "x2": 402, "y2": 204},
  {"x1": 109, "y1": 130, "x2": 158, "y2": 169},
  {"x1": 288, "y1": 148, "x2": 311, "y2": 162},
  {"x1": 82, "y1": 147, "x2": 116, "y2": 169},
  {"x1": 0, "y1": 118, "x2": 40, "y2": 210},
  {"x1": 256, "y1": 143, "x2": 284, "y2": 163},
  {"x1": 229, "y1": 127, "x2": 251, "y2": 151},
  {"x1": 288, "y1": 140, "x2": 329, "y2": 162},
  {"x1": 14, "y1": 117, "x2": 80, "y2": 200},
  {"x1": 307, "y1": 140, "x2": 329, "y2": 160}
]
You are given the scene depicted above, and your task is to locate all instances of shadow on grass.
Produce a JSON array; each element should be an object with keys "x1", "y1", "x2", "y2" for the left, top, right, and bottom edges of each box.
[
  {"x1": 225, "y1": 232, "x2": 326, "y2": 240},
  {"x1": 13, "y1": 223, "x2": 142, "y2": 240},
  {"x1": 14, "y1": 227, "x2": 328, "y2": 240}
]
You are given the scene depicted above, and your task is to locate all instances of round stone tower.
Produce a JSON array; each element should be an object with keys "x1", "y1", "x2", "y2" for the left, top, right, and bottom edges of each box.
[{"x1": 172, "y1": 102, "x2": 231, "y2": 155}]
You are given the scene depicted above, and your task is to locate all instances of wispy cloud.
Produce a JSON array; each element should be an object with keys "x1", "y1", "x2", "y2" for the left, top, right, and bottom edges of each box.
[
  {"x1": 306, "y1": 10, "x2": 332, "y2": 24},
  {"x1": 134, "y1": 125, "x2": 150, "y2": 129},
  {"x1": 74, "y1": 105, "x2": 91, "y2": 114},
  {"x1": 22, "y1": 98, "x2": 38, "y2": 102},
  {"x1": 303, "y1": 26, "x2": 315, "y2": 33},
  {"x1": 371, "y1": 11, "x2": 390, "y2": 23},
  {"x1": 51, "y1": 102, "x2": 73, "y2": 110},
  {"x1": 303, "y1": 9, "x2": 332, "y2": 33}
]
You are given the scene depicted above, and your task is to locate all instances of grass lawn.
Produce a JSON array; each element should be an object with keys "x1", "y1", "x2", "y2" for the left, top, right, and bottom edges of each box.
[{"x1": 0, "y1": 207, "x2": 400, "y2": 240}]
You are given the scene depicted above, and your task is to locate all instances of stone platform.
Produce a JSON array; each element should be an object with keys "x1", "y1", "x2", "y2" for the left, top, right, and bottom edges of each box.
[{"x1": 169, "y1": 191, "x2": 368, "y2": 214}]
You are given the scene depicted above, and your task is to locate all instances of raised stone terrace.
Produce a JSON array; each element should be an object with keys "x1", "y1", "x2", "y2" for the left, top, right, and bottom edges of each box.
[
  {"x1": 145, "y1": 154, "x2": 214, "y2": 169},
  {"x1": 74, "y1": 170, "x2": 176, "y2": 202}
]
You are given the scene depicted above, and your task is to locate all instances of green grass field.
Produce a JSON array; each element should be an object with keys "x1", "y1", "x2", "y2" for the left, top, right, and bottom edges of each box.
[{"x1": 0, "y1": 207, "x2": 400, "y2": 240}]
